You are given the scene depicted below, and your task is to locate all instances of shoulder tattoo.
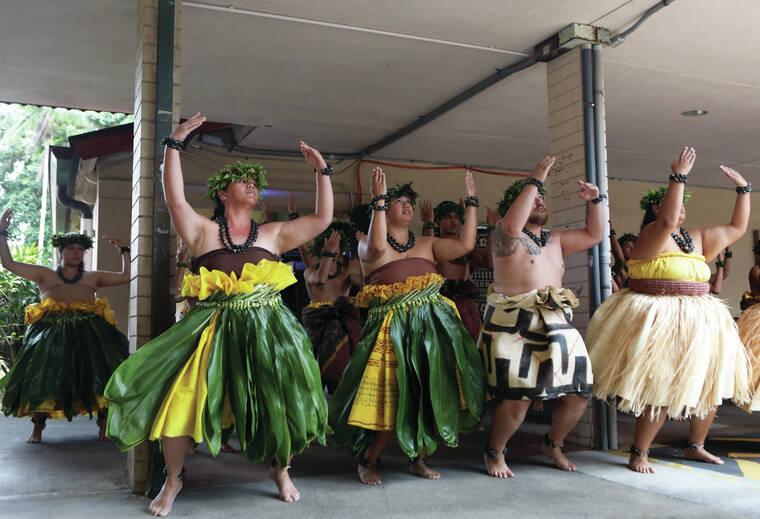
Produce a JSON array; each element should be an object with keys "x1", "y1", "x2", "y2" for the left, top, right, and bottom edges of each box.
[
  {"x1": 518, "y1": 235, "x2": 541, "y2": 256},
  {"x1": 492, "y1": 226, "x2": 519, "y2": 257}
]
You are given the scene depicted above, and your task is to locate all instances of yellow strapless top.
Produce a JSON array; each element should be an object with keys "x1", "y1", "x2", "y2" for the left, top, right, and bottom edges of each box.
[{"x1": 628, "y1": 252, "x2": 711, "y2": 283}]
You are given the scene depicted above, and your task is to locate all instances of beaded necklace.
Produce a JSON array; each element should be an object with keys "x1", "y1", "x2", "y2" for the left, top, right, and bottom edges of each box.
[
  {"x1": 671, "y1": 227, "x2": 694, "y2": 253},
  {"x1": 522, "y1": 228, "x2": 550, "y2": 248},
  {"x1": 215, "y1": 215, "x2": 259, "y2": 254},
  {"x1": 57, "y1": 263, "x2": 84, "y2": 284},
  {"x1": 387, "y1": 230, "x2": 416, "y2": 253}
]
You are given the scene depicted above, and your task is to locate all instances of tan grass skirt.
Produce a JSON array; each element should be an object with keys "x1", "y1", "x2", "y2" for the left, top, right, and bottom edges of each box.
[
  {"x1": 737, "y1": 303, "x2": 760, "y2": 411},
  {"x1": 586, "y1": 288, "x2": 751, "y2": 419}
]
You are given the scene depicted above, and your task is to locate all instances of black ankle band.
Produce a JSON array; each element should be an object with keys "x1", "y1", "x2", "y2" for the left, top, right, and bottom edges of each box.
[
  {"x1": 484, "y1": 443, "x2": 507, "y2": 458},
  {"x1": 629, "y1": 445, "x2": 648, "y2": 457},
  {"x1": 544, "y1": 433, "x2": 563, "y2": 449},
  {"x1": 31, "y1": 415, "x2": 47, "y2": 426},
  {"x1": 163, "y1": 466, "x2": 186, "y2": 481},
  {"x1": 359, "y1": 456, "x2": 380, "y2": 467},
  {"x1": 687, "y1": 442, "x2": 704, "y2": 450},
  {"x1": 409, "y1": 456, "x2": 429, "y2": 465}
]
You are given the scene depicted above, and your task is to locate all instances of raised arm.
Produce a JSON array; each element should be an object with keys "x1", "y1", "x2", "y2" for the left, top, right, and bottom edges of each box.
[
  {"x1": 710, "y1": 250, "x2": 726, "y2": 294},
  {"x1": 557, "y1": 181, "x2": 605, "y2": 257},
  {"x1": 433, "y1": 171, "x2": 478, "y2": 261},
  {"x1": 359, "y1": 167, "x2": 389, "y2": 262},
  {"x1": 419, "y1": 199, "x2": 436, "y2": 237},
  {"x1": 274, "y1": 142, "x2": 333, "y2": 253},
  {"x1": 501, "y1": 157, "x2": 553, "y2": 237},
  {"x1": 163, "y1": 112, "x2": 210, "y2": 252},
  {"x1": 609, "y1": 226, "x2": 625, "y2": 264},
  {"x1": 0, "y1": 209, "x2": 49, "y2": 283},
  {"x1": 695, "y1": 166, "x2": 751, "y2": 260},
  {"x1": 470, "y1": 206, "x2": 498, "y2": 268},
  {"x1": 315, "y1": 232, "x2": 341, "y2": 285},
  {"x1": 92, "y1": 235, "x2": 131, "y2": 288},
  {"x1": 635, "y1": 147, "x2": 695, "y2": 257}
]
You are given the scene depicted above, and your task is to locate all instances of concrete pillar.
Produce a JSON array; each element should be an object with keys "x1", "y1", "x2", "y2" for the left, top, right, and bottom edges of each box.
[
  {"x1": 93, "y1": 178, "x2": 131, "y2": 335},
  {"x1": 128, "y1": 0, "x2": 181, "y2": 493},
  {"x1": 545, "y1": 46, "x2": 604, "y2": 448}
]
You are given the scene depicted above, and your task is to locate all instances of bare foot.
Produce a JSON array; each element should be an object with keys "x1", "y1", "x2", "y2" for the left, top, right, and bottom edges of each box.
[
  {"x1": 539, "y1": 441, "x2": 576, "y2": 471},
  {"x1": 358, "y1": 460, "x2": 382, "y2": 485},
  {"x1": 220, "y1": 442, "x2": 236, "y2": 453},
  {"x1": 27, "y1": 422, "x2": 45, "y2": 444},
  {"x1": 97, "y1": 418, "x2": 107, "y2": 441},
  {"x1": 683, "y1": 445, "x2": 724, "y2": 465},
  {"x1": 484, "y1": 452, "x2": 514, "y2": 478},
  {"x1": 409, "y1": 460, "x2": 440, "y2": 480},
  {"x1": 148, "y1": 477, "x2": 183, "y2": 516},
  {"x1": 269, "y1": 466, "x2": 300, "y2": 502},
  {"x1": 628, "y1": 452, "x2": 655, "y2": 474}
]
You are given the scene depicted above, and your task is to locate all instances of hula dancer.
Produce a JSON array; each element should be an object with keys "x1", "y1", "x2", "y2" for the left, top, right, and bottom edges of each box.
[
  {"x1": 329, "y1": 167, "x2": 486, "y2": 485},
  {"x1": 481, "y1": 156, "x2": 603, "y2": 478},
  {"x1": 104, "y1": 112, "x2": 334, "y2": 515},
  {"x1": 420, "y1": 199, "x2": 499, "y2": 341},
  {"x1": 0, "y1": 217, "x2": 129, "y2": 443},
  {"x1": 738, "y1": 252, "x2": 760, "y2": 411},
  {"x1": 301, "y1": 222, "x2": 363, "y2": 393},
  {"x1": 587, "y1": 147, "x2": 753, "y2": 473}
]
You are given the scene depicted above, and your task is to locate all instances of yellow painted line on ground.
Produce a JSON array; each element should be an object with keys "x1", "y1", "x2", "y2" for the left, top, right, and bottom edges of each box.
[
  {"x1": 728, "y1": 452, "x2": 760, "y2": 458},
  {"x1": 606, "y1": 449, "x2": 760, "y2": 489},
  {"x1": 710, "y1": 437, "x2": 760, "y2": 443},
  {"x1": 735, "y1": 459, "x2": 760, "y2": 481}
]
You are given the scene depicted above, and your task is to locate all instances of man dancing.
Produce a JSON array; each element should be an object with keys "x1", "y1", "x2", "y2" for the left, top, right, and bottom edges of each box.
[
  {"x1": 420, "y1": 199, "x2": 499, "y2": 341},
  {"x1": 301, "y1": 222, "x2": 363, "y2": 392},
  {"x1": 330, "y1": 169, "x2": 485, "y2": 485},
  {"x1": 480, "y1": 156, "x2": 604, "y2": 478},
  {"x1": 0, "y1": 213, "x2": 130, "y2": 443}
]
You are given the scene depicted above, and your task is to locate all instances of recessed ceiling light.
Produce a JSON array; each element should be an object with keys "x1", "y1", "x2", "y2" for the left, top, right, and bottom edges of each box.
[{"x1": 680, "y1": 109, "x2": 708, "y2": 117}]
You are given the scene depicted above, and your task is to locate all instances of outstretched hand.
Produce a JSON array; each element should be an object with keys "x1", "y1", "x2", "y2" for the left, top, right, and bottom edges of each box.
[
  {"x1": 671, "y1": 146, "x2": 696, "y2": 176},
  {"x1": 324, "y1": 231, "x2": 341, "y2": 254},
  {"x1": 370, "y1": 167, "x2": 386, "y2": 197},
  {"x1": 103, "y1": 234, "x2": 126, "y2": 250},
  {"x1": 288, "y1": 192, "x2": 297, "y2": 214},
  {"x1": 0, "y1": 209, "x2": 12, "y2": 232},
  {"x1": 577, "y1": 181, "x2": 600, "y2": 201},
  {"x1": 720, "y1": 165, "x2": 749, "y2": 187},
  {"x1": 465, "y1": 170, "x2": 476, "y2": 197},
  {"x1": 420, "y1": 199, "x2": 434, "y2": 223},
  {"x1": 300, "y1": 141, "x2": 328, "y2": 171},
  {"x1": 171, "y1": 112, "x2": 205, "y2": 142},
  {"x1": 531, "y1": 156, "x2": 556, "y2": 182}
]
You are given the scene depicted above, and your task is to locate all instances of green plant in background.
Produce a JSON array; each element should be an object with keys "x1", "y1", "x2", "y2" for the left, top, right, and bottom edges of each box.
[{"x1": 0, "y1": 244, "x2": 41, "y2": 375}]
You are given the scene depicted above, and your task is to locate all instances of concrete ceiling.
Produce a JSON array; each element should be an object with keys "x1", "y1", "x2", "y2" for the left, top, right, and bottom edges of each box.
[{"x1": 1, "y1": 0, "x2": 758, "y2": 188}]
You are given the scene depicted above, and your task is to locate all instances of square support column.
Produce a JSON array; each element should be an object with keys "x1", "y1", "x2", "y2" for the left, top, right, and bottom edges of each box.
[{"x1": 128, "y1": 0, "x2": 181, "y2": 493}]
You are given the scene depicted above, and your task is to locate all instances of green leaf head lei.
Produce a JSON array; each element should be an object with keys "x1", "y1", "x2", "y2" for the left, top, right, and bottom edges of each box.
[
  {"x1": 308, "y1": 220, "x2": 358, "y2": 264},
  {"x1": 497, "y1": 179, "x2": 547, "y2": 217},
  {"x1": 205, "y1": 161, "x2": 269, "y2": 214},
  {"x1": 386, "y1": 182, "x2": 418, "y2": 206},
  {"x1": 639, "y1": 186, "x2": 691, "y2": 211},
  {"x1": 51, "y1": 233, "x2": 93, "y2": 251},
  {"x1": 434, "y1": 200, "x2": 464, "y2": 223}
]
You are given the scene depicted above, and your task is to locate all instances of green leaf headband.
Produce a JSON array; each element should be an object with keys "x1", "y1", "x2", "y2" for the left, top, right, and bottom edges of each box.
[
  {"x1": 307, "y1": 220, "x2": 358, "y2": 262},
  {"x1": 639, "y1": 186, "x2": 691, "y2": 211},
  {"x1": 434, "y1": 200, "x2": 464, "y2": 223},
  {"x1": 51, "y1": 233, "x2": 93, "y2": 250},
  {"x1": 497, "y1": 179, "x2": 547, "y2": 217},
  {"x1": 205, "y1": 161, "x2": 268, "y2": 202},
  {"x1": 386, "y1": 182, "x2": 418, "y2": 206}
]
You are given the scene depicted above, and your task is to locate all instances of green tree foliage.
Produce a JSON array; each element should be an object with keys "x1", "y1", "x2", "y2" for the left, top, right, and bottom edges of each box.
[
  {"x1": 0, "y1": 104, "x2": 132, "y2": 264},
  {"x1": 0, "y1": 244, "x2": 42, "y2": 375}
]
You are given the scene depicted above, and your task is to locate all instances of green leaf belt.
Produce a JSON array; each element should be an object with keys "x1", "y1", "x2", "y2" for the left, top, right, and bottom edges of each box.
[
  {"x1": 39, "y1": 312, "x2": 99, "y2": 324},
  {"x1": 194, "y1": 286, "x2": 283, "y2": 309},
  {"x1": 366, "y1": 280, "x2": 443, "y2": 316}
]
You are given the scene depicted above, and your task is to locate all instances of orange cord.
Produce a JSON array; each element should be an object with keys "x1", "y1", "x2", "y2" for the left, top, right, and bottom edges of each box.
[{"x1": 355, "y1": 159, "x2": 526, "y2": 204}]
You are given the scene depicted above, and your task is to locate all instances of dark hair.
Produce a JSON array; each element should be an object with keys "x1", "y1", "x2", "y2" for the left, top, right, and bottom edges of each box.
[
  {"x1": 350, "y1": 204, "x2": 371, "y2": 234},
  {"x1": 640, "y1": 206, "x2": 657, "y2": 230}
]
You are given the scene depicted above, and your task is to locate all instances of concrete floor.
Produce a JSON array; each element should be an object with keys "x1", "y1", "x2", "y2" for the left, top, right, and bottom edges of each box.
[{"x1": 0, "y1": 408, "x2": 757, "y2": 518}]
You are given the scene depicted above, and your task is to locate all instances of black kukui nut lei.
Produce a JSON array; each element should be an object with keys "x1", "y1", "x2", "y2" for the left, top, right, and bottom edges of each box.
[
  {"x1": 387, "y1": 231, "x2": 416, "y2": 253},
  {"x1": 522, "y1": 228, "x2": 550, "y2": 248},
  {"x1": 57, "y1": 263, "x2": 84, "y2": 284},
  {"x1": 671, "y1": 227, "x2": 694, "y2": 253},
  {"x1": 215, "y1": 215, "x2": 259, "y2": 254},
  {"x1": 669, "y1": 173, "x2": 688, "y2": 183},
  {"x1": 161, "y1": 136, "x2": 185, "y2": 150},
  {"x1": 464, "y1": 196, "x2": 479, "y2": 207}
]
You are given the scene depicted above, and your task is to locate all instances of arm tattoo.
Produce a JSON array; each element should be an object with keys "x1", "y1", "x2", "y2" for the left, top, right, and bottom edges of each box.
[{"x1": 492, "y1": 226, "x2": 519, "y2": 256}]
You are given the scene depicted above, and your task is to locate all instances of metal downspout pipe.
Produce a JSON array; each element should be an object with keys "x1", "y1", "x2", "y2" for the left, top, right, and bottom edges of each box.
[
  {"x1": 581, "y1": 45, "x2": 608, "y2": 451},
  {"x1": 592, "y1": 44, "x2": 618, "y2": 451}
]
